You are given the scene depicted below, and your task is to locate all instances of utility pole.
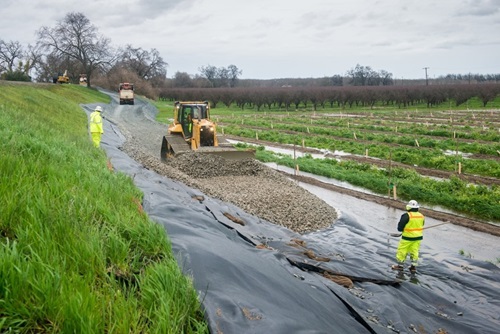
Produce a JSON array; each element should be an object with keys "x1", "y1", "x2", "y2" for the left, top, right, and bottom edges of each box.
[{"x1": 423, "y1": 67, "x2": 429, "y2": 85}]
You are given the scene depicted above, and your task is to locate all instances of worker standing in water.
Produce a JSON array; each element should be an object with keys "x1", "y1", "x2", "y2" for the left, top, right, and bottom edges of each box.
[
  {"x1": 89, "y1": 106, "x2": 104, "y2": 148},
  {"x1": 392, "y1": 200, "x2": 425, "y2": 273}
]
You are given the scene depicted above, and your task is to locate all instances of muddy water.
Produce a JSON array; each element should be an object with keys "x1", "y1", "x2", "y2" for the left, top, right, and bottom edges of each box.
[{"x1": 270, "y1": 163, "x2": 500, "y2": 263}]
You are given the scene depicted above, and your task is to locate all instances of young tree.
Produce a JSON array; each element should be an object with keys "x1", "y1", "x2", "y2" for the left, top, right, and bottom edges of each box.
[{"x1": 37, "y1": 12, "x2": 114, "y2": 87}]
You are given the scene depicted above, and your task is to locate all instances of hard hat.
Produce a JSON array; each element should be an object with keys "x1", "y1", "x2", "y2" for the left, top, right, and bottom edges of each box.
[
  {"x1": 406, "y1": 200, "x2": 420, "y2": 210},
  {"x1": 95, "y1": 106, "x2": 103, "y2": 112}
]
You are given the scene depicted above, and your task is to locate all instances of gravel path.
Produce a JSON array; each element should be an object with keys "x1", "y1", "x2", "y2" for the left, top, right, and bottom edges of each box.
[{"x1": 103, "y1": 100, "x2": 337, "y2": 234}]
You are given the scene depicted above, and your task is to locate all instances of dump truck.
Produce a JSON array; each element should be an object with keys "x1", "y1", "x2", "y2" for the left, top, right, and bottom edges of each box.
[
  {"x1": 160, "y1": 101, "x2": 255, "y2": 161},
  {"x1": 119, "y1": 82, "x2": 134, "y2": 105}
]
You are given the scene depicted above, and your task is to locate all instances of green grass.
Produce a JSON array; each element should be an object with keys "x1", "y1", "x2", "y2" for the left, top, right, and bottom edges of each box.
[
  {"x1": 151, "y1": 99, "x2": 176, "y2": 124},
  {"x1": 0, "y1": 82, "x2": 208, "y2": 333}
]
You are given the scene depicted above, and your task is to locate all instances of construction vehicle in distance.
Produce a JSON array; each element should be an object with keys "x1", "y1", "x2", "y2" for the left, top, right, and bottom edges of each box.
[
  {"x1": 119, "y1": 82, "x2": 134, "y2": 105},
  {"x1": 160, "y1": 101, "x2": 255, "y2": 161},
  {"x1": 52, "y1": 70, "x2": 69, "y2": 84},
  {"x1": 79, "y1": 74, "x2": 87, "y2": 86}
]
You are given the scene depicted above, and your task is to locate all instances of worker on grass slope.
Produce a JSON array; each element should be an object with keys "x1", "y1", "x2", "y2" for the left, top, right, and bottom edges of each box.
[
  {"x1": 392, "y1": 200, "x2": 425, "y2": 273},
  {"x1": 89, "y1": 106, "x2": 104, "y2": 148}
]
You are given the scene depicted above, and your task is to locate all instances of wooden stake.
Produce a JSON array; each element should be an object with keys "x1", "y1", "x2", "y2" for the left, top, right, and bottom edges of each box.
[
  {"x1": 388, "y1": 150, "x2": 393, "y2": 198},
  {"x1": 393, "y1": 184, "x2": 397, "y2": 200},
  {"x1": 256, "y1": 132, "x2": 258, "y2": 140},
  {"x1": 415, "y1": 139, "x2": 419, "y2": 147},
  {"x1": 302, "y1": 139, "x2": 305, "y2": 148},
  {"x1": 458, "y1": 162, "x2": 462, "y2": 174}
]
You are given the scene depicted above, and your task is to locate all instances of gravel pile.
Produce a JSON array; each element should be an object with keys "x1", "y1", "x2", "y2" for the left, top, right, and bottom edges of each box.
[{"x1": 109, "y1": 103, "x2": 337, "y2": 234}]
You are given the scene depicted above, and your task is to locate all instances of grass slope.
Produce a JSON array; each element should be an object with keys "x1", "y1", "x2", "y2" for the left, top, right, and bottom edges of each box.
[{"x1": 0, "y1": 82, "x2": 208, "y2": 333}]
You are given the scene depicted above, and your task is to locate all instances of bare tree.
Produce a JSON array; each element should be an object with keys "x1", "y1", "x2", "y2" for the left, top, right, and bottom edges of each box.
[
  {"x1": 379, "y1": 70, "x2": 394, "y2": 86},
  {"x1": 118, "y1": 45, "x2": 167, "y2": 86},
  {"x1": 172, "y1": 71, "x2": 193, "y2": 88},
  {"x1": 0, "y1": 40, "x2": 43, "y2": 81},
  {"x1": 227, "y1": 64, "x2": 242, "y2": 87},
  {"x1": 37, "y1": 12, "x2": 114, "y2": 87},
  {"x1": 199, "y1": 64, "x2": 218, "y2": 87},
  {"x1": 0, "y1": 40, "x2": 24, "y2": 72},
  {"x1": 330, "y1": 74, "x2": 343, "y2": 86},
  {"x1": 216, "y1": 67, "x2": 230, "y2": 87},
  {"x1": 346, "y1": 64, "x2": 392, "y2": 86},
  {"x1": 199, "y1": 64, "x2": 242, "y2": 88}
]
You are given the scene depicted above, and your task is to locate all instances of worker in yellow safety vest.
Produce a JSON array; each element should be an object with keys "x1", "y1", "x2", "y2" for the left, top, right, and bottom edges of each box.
[
  {"x1": 89, "y1": 106, "x2": 104, "y2": 148},
  {"x1": 392, "y1": 200, "x2": 425, "y2": 273}
]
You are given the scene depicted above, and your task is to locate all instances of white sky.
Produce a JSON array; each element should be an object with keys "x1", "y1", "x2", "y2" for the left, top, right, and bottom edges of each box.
[{"x1": 1, "y1": 0, "x2": 499, "y2": 80}]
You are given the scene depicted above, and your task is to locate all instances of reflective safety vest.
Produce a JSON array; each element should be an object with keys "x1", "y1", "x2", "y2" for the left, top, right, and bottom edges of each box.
[
  {"x1": 402, "y1": 211, "x2": 425, "y2": 240},
  {"x1": 90, "y1": 111, "x2": 103, "y2": 133}
]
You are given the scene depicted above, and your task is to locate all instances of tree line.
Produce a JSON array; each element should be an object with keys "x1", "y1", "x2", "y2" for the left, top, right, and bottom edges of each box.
[{"x1": 158, "y1": 84, "x2": 500, "y2": 111}]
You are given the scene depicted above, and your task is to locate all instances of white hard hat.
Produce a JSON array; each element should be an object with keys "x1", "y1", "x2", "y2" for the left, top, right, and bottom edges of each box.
[
  {"x1": 406, "y1": 200, "x2": 420, "y2": 210},
  {"x1": 95, "y1": 106, "x2": 103, "y2": 112}
]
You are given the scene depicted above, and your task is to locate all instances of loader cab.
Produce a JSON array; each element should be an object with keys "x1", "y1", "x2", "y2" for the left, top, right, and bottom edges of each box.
[{"x1": 177, "y1": 102, "x2": 209, "y2": 139}]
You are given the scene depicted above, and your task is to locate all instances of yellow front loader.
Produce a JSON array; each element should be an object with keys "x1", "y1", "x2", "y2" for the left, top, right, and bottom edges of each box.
[{"x1": 160, "y1": 101, "x2": 254, "y2": 161}]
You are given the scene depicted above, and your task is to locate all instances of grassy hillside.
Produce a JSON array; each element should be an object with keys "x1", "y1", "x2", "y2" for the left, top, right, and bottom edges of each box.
[{"x1": 0, "y1": 82, "x2": 208, "y2": 333}]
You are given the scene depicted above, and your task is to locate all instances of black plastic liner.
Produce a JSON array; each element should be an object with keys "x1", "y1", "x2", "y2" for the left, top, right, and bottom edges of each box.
[{"x1": 88, "y1": 103, "x2": 500, "y2": 334}]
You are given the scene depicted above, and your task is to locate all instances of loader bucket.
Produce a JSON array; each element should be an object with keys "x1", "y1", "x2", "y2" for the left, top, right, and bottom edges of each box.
[
  {"x1": 160, "y1": 137, "x2": 179, "y2": 162},
  {"x1": 161, "y1": 135, "x2": 255, "y2": 162}
]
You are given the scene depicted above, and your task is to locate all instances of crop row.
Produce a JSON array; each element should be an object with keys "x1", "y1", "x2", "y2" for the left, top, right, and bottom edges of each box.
[
  {"x1": 219, "y1": 118, "x2": 500, "y2": 155},
  {"x1": 222, "y1": 124, "x2": 500, "y2": 178}
]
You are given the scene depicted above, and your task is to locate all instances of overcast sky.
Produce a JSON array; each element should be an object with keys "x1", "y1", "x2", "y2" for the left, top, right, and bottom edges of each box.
[{"x1": 2, "y1": 0, "x2": 499, "y2": 80}]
